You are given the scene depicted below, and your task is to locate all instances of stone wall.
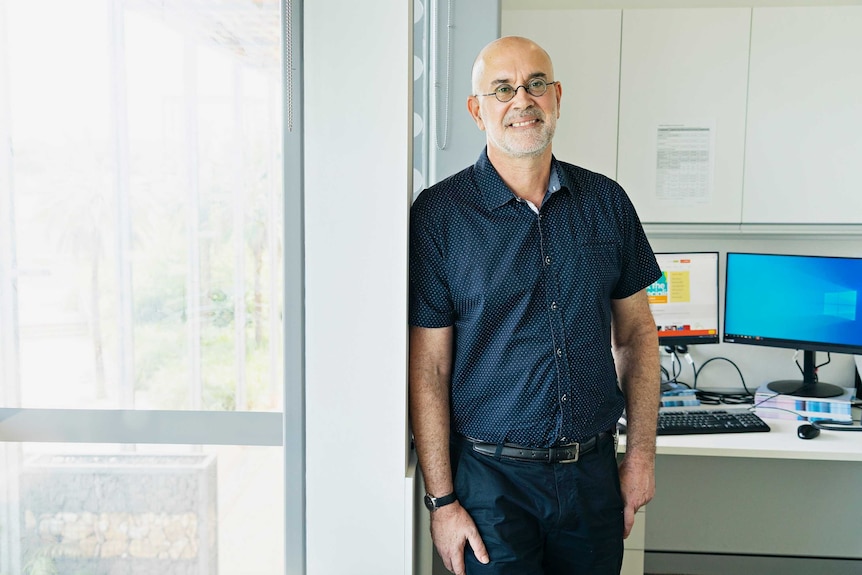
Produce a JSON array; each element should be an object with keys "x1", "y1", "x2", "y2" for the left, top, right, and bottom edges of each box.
[{"x1": 21, "y1": 454, "x2": 217, "y2": 575}]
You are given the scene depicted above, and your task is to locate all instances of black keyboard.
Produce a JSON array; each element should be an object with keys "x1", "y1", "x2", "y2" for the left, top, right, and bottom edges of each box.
[{"x1": 655, "y1": 409, "x2": 771, "y2": 435}]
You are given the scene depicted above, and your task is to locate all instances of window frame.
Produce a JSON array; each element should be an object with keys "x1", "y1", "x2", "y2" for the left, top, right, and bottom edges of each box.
[{"x1": 0, "y1": 0, "x2": 306, "y2": 573}]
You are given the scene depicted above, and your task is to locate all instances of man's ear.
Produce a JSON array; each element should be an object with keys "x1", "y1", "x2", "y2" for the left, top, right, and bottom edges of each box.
[
  {"x1": 467, "y1": 96, "x2": 485, "y2": 131},
  {"x1": 555, "y1": 81, "x2": 562, "y2": 119}
]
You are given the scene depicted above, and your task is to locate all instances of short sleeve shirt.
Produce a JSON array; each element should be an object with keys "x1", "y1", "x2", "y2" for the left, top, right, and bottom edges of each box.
[{"x1": 409, "y1": 149, "x2": 661, "y2": 447}]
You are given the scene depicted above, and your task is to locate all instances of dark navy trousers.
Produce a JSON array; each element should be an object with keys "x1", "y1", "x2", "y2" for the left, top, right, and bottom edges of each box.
[{"x1": 452, "y1": 433, "x2": 624, "y2": 575}]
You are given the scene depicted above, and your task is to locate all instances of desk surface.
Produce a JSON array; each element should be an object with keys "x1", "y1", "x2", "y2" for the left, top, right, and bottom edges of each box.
[{"x1": 619, "y1": 416, "x2": 862, "y2": 462}]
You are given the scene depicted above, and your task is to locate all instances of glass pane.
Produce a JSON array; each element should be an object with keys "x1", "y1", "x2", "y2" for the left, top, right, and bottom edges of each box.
[
  {"x1": 4, "y1": 0, "x2": 283, "y2": 411},
  {"x1": 2, "y1": 442, "x2": 283, "y2": 575}
]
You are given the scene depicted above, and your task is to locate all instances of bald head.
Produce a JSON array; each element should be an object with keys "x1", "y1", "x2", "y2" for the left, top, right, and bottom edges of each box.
[
  {"x1": 466, "y1": 35, "x2": 561, "y2": 161},
  {"x1": 471, "y1": 36, "x2": 554, "y2": 96}
]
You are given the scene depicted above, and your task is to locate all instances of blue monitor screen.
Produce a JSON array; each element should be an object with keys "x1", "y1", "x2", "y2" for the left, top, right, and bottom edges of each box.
[{"x1": 723, "y1": 252, "x2": 862, "y2": 354}]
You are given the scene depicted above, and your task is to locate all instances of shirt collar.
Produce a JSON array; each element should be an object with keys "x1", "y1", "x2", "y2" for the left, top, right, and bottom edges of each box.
[{"x1": 474, "y1": 147, "x2": 570, "y2": 212}]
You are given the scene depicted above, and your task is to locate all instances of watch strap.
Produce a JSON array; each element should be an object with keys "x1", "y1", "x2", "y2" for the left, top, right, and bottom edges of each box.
[{"x1": 425, "y1": 491, "x2": 457, "y2": 511}]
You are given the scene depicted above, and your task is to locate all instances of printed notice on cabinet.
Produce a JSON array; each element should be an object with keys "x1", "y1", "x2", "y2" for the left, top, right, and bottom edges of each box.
[{"x1": 655, "y1": 124, "x2": 714, "y2": 205}]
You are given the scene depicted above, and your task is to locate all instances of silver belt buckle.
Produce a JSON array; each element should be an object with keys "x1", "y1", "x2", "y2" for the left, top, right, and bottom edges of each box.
[{"x1": 554, "y1": 443, "x2": 580, "y2": 463}]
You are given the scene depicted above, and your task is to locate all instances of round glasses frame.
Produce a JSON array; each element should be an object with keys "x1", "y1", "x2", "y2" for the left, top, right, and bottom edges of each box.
[{"x1": 476, "y1": 78, "x2": 559, "y2": 103}]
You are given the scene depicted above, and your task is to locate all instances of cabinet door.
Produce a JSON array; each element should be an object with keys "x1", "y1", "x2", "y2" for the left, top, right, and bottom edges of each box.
[
  {"x1": 618, "y1": 9, "x2": 751, "y2": 223},
  {"x1": 502, "y1": 9, "x2": 622, "y2": 179},
  {"x1": 743, "y1": 7, "x2": 862, "y2": 224}
]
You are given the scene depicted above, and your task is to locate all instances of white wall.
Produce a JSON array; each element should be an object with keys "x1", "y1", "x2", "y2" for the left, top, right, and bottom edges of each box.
[{"x1": 304, "y1": 1, "x2": 411, "y2": 573}]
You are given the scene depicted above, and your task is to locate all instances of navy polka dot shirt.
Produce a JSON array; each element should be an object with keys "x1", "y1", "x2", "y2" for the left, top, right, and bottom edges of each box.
[{"x1": 409, "y1": 149, "x2": 660, "y2": 447}]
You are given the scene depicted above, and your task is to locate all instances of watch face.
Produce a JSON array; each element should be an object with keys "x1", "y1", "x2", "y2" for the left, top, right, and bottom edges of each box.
[{"x1": 423, "y1": 494, "x2": 435, "y2": 511}]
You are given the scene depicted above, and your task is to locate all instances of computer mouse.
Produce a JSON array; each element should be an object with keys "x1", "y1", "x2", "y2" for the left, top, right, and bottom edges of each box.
[{"x1": 797, "y1": 424, "x2": 820, "y2": 440}]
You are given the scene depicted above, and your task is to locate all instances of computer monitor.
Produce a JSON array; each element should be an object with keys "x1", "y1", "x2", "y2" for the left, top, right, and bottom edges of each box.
[
  {"x1": 647, "y1": 252, "x2": 720, "y2": 346},
  {"x1": 723, "y1": 252, "x2": 862, "y2": 398}
]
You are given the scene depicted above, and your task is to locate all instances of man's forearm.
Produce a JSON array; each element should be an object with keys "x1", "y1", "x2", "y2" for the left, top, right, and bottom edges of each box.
[
  {"x1": 618, "y1": 341, "x2": 660, "y2": 458},
  {"x1": 408, "y1": 326, "x2": 456, "y2": 496},
  {"x1": 410, "y1": 372, "x2": 454, "y2": 495},
  {"x1": 610, "y1": 291, "x2": 660, "y2": 459}
]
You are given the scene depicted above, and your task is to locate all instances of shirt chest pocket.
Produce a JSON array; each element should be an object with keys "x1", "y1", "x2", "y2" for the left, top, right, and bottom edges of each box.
[{"x1": 448, "y1": 242, "x2": 544, "y2": 321}]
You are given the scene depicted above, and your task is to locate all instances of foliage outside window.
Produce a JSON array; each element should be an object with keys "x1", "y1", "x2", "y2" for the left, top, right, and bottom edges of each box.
[{"x1": 3, "y1": 0, "x2": 284, "y2": 413}]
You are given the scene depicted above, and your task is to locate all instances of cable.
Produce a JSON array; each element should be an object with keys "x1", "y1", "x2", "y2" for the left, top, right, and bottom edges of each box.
[
  {"x1": 662, "y1": 346, "x2": 685, "y2": 386},
  {"x1": 697, "y1": 390, "x2": 754, "y2": 405},
  {"x1": 811, "y1": 419, "x2": 862, "y2": 432},
  {"x1": 659, "y1": 365, "x2": 688, "y2": 389},
  {"x1": 751, "y1": 390, "x2": 782, "y2": 409},
  {"x1": 675, "y1": 345, "x2": 697, "y2": 387},
  {"x1": 792, "y1": 350, "x2": 832, "y2": 380},
  {"x1": 688, "y1": 355, "x2": 755, "y2": 405},
  {"x1": 701, "y1": 356, "x2": 860, "y2": 429},
  {"x1": 660, "y1": 364, "x2": 669, "y2": 381}
]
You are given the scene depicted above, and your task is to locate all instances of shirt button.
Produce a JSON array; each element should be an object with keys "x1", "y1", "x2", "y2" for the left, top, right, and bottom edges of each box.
[
  {"x1": 550, "y1": 302, "x2": 558, "y2": 311},
  {"x1": 561, "y1": 394, "x2": 567, "y2": 402},
  {"x1": 556, "y1": 348, "x2": 562, "y2": 357},
  {"x1": 544, "y1": 255, "x2": 551, "y2": 265}
]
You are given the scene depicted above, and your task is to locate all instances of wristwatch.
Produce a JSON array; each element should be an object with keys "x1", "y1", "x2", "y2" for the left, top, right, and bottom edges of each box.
[{"x1": 423, "y1": 491, "x2": 457, "y2": 512}]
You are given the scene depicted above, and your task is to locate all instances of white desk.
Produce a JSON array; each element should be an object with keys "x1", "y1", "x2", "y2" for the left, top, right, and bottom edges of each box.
[
  {"x1": 619, "y1": 415, "x2": 862, "y2": 575},
  {"x1": 623, "y1": 417, "x2": 862, "y2": 461}
]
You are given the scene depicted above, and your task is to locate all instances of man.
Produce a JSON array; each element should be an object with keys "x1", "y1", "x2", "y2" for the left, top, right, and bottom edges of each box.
[{"x1": 409, "y1": 36, "x2": 661, "y2": 575}]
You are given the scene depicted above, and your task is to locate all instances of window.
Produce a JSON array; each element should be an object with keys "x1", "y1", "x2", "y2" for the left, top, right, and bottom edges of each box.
[{"x1": 0, "y1": 1, "x2": 301, "y2": 573}]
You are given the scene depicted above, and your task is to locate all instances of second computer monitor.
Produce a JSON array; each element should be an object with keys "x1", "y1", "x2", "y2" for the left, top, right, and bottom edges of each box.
[{"x1": 647, "y1": 252, "x2": 720, "y2": 346}]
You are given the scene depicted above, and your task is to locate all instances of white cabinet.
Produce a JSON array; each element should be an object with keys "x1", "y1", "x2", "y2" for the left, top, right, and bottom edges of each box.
[
  {"x1": 622, "y1": 506, "x2": 646, "y2": 575},
  {"x1": 502, "y1": 9, "x2": 622, "y2": 179},
  {"x1": 742, "y1": 6, "x2": 862, "y2": 224},
  {"x1": 502, "y1": 3, "x2": 862, "y2": 229},
  {"x1": 617, "y1": 9, "x2": 751, "y2": 224}
]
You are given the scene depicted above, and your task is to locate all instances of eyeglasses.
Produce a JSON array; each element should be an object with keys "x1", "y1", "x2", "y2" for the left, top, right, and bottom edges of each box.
[{"x1": 476, "y1": 78, "x2": 559, "y2": 103}]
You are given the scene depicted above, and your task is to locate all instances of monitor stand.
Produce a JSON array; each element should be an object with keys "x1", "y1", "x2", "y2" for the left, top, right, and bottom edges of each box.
[{"x1": 766, "y1": 350, "x2": 845, "y2": 398}]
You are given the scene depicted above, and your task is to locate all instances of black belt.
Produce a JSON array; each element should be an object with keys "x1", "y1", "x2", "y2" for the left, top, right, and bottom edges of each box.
[{"x1": 462, "y1": 431, "x2": 614, "y2": 464}]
